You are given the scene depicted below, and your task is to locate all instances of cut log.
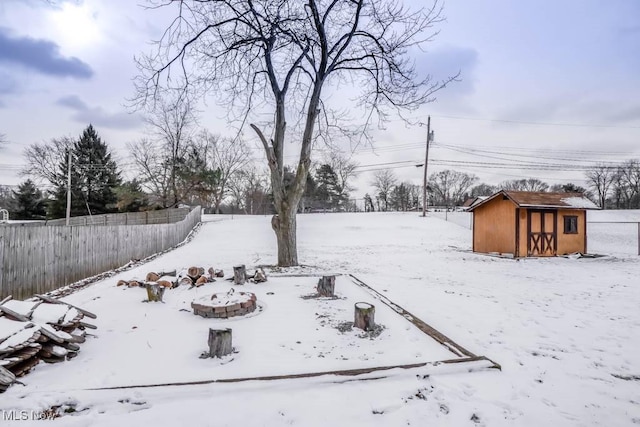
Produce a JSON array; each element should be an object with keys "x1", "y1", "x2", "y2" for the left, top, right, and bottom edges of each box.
[
  {"x1": 179, "y1": 277, "x2": 193, "y2": 287},
  {"x1": 317, "y1": 276, "x2": 335, "y2": 297},
  {"x1": 146, "y1": 272, "x2": 160, "y2": 282},
  {"x1": 116, "y1": 280, "x2": 127, "y2": 287},
  {"x1": 252, "y1": 268, "x2": 267, "y2": 283},
  {"x1": 195, "y1": 276, "x2": 208, "y2": 287},
  {"x1": 145, "y1": 283, "x2": 165, "y2": 302},
  {"x1": 157, "y1": 280, "x2": 173, "y2": 288},
  {"x1": 354, "y1": 302, "x2": 375, "y2": 331},
  {"x1": 207, "y1": 328, "x2": 232, "y2": 358},
  {"x1": 187, "y1": 266, "x2": 204, "y2": 281},
  {"x1": 158, "y1": 270, "x2": 177, "y2": 277},
  {"x1": 233, "y1": 265, "x2": 246, "y2": 285}
]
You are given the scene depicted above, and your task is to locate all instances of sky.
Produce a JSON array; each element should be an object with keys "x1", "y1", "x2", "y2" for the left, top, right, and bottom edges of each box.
[{"x1": 0, "y1": 0, "x2": 639, "y2": 200}]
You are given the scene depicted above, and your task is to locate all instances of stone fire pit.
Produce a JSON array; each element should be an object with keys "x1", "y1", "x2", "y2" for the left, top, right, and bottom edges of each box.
[{"x1": 191, "y1": 290, "x2": 257, "y2": 319}]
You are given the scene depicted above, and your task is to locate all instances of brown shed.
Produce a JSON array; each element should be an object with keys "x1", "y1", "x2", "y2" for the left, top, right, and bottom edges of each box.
[{"x1": 468, "y1": 190, "x2": 599, "y2": 257}]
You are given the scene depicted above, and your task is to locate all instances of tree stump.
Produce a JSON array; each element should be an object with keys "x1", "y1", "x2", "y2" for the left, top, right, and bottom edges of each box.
[
  {"x1": 233, "y1": 265, "x2": 246, "y2": 285},
  {"x1": 207, "y1": 328, "x2": 232, "y2": 358},
  {"x1": 145, "y1": 283, "x2": 165, "y2": 302},
  {"x1": 317, "y1": 275, "x2": 335, "y2": 297},
  {"x1": 354, "y1": 302, "x2": 375, "y2": 331}
]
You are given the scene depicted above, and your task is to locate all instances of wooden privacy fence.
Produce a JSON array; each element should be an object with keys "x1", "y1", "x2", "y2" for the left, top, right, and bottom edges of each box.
[
  {"x1": 45, "y1": 207, "x2": 191, "y2": 226},
  {"x1": 0, "y1": 207, "x2": 202, "y2": 300}
]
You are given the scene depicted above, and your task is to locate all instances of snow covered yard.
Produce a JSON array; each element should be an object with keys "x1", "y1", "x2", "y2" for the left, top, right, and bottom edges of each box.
[{"x1": 2, "y1": 212, "x2": 639, "y2": 426}]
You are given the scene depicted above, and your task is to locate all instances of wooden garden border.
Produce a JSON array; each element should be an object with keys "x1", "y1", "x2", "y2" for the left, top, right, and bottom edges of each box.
[{"x1": 87, "y1": 272, "x2": 499, "y2": 391}]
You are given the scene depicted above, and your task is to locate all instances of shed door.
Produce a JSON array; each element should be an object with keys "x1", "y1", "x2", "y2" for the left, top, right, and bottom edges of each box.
[{"x1": 527, "y1": 210, "x2": 557, "y2": 256}]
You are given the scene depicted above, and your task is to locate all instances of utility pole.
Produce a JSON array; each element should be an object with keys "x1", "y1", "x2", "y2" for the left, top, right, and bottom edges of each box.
[
  {"x1": 422, "y1": 116, "x2": 433, "y2": 217},
  {"x1": 65, "y1": 148, "x2": 72, "y2": 226}
]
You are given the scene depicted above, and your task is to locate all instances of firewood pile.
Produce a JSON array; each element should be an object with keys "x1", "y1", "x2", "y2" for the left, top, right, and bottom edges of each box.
[
  {"x1": 116, "y1": 267, "x2": 224, "y2": 290},
  {"x1": 0, "y1": 295, "x2": 97, "y2": 393}
]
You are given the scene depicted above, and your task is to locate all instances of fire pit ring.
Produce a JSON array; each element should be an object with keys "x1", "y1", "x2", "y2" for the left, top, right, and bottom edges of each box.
[{"x1": 191, "y1": 290, "x2": 257, "y2": 319}]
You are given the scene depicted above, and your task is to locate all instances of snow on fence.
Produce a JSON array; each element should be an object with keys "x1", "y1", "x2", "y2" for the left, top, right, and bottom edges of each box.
[
  {"x1": 44, "y1": 207, "x2": 191, "y2": 226},
  {"x1": 0, "y1": 207, "x2": 202, "y2": 300}
]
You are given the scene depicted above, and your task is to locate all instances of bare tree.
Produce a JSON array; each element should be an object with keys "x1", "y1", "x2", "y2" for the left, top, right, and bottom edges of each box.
[
  {"x1": 371, "y1": 169, "x2": 397, "y2": 211},
  {"x1": 229, "y1": 166, "x2": 271, "y2": 215},
  {"x1": 500, "y1": 178, "x2": 549, "y2": 192},
  {"x1": 144, "y1": 97, "x2": 197, "y2": 207},
  {"x1": 613, "y1": 160, "x2": 640, "y2": 209},
  {"x1": 198, "y1": 131, "x2": 251, "y2": 213},
  {"x1": 128, "y1": 138, "x2": 173, "y2": 208},
  {"x1": 326, "y1": 151, "x2": 358, "y2": 200},
  {"x1": 134, "y1": 0, "x2": 455, "y2": 266},
  {"x1": 429, "y1": 169, "x2": 478, "y2": 207},
  {"x1": 21, "y1": 137, "x2": 73, "y2": 186},
  {"x1": 470, "y1": 183, "x2": 497, "y2": 198},
  {"x1": 584, "y1": 165, "x2": 614, "y2": 209}
]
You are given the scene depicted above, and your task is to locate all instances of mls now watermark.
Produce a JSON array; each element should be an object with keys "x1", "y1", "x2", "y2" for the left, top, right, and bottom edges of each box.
[{"x1": 2, "y1": 409, "x2": 56, "y2": 421}]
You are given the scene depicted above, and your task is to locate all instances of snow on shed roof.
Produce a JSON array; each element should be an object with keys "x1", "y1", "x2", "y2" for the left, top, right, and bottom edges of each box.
[{"x1": 468, "y1": 190, "x2": 600, "y2": 211}]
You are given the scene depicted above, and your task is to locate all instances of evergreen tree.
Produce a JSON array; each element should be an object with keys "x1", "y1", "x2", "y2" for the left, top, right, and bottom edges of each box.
[
  {"x1": 116, "y1": 180, "x2": 150, "y2": 212},
  {"x1": 315, "y1": 164, "x2": 343, "y2": 211},
  {"x1": 48, "y1": 125, "x2": 121, "y2": 218},
  {"x1": 12, "y1": 180, "x2": 46, "y2": 220}
]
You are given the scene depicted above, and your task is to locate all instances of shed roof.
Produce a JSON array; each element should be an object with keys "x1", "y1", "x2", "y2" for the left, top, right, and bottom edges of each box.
[
  {"x1": 462, "y1": 196, "x2": 488, "y2": 209},
  {"x1": 467, "y1": 190, "x2": 600, "y2": 211}
]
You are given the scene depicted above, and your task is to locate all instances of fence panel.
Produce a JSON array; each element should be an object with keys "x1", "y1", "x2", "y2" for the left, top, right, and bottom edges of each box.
[
  {"x1": 0, "y1": 207, "x2": 201, "y2": 299},
  {"x1": 44, "y1": 207, "x2": 190, "y2": 227}
]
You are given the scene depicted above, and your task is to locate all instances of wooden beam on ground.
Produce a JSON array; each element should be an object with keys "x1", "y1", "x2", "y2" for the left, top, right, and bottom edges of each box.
[
  {"x1": 88, "y1": 356, "x2": 497, "y2": 391},
  {"x1": 348, "y1": 274, "x2": 478, "y2": 359},
  {"x1": 0, "y1": 305, "x2": 30, "y2": 322},
  {"x1": 34, "y1": 294, "x2": 97, "y2": 319}
]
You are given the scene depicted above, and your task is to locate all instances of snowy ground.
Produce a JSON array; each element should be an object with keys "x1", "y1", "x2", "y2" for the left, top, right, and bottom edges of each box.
[{"x1": 2, "y1": 212, "x2": 640, "y2": 426}]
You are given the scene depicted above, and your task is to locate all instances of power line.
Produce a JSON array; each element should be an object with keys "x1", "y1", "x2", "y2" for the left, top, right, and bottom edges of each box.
[{"x1": 431, "y1": 114, "x2": 640, "y2": 130}]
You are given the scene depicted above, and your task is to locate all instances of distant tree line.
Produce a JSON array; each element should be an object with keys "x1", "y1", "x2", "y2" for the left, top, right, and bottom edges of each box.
[
  {"x1": 4, "y1": 116, "x2": 359, "y2": 220},
  {"x1": 363, "y1": 168, "x2": 597, "y2": 212},
  {"x1": 5, "y1": 119, "x2": 640, "y2": 219}
]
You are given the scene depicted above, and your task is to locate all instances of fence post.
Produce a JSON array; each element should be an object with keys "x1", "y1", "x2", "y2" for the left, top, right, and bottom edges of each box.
[{"x1": 637, "y1": 222, "x2": 639, "y2": 256}]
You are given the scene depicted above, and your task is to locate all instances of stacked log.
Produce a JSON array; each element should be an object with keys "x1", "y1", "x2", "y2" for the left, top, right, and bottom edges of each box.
[
  {"x1": 0, "y1": 295, "x2": 97, "y2": 392},
  {"x1": 118, "y1": 267, "x2": 220, "y2": 292}
]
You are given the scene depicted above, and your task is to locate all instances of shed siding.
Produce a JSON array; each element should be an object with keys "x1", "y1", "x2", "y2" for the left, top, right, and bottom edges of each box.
[
  {"x1": 517, "y1": 208, "x2": 528, "y2": 256},
  {"x1": 473, "y1": 198, "x2": 516, "y2": 254},
  {"x1": 556, "y1": 209, "x2": 586, "y2": 255}
]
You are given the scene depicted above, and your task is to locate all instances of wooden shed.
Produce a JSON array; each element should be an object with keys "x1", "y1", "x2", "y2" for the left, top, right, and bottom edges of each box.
[{"x1": 468, "y1": 190, "x2": 599, "y2": 257}]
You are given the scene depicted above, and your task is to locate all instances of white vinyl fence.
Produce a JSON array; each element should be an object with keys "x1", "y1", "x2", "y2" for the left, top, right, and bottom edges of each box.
[{"x1": 0, "y1": 207, "x2": 201, "y2": 300}]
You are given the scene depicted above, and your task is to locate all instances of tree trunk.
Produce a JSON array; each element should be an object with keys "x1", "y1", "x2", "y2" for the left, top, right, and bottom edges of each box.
[
  {"x1": 271, "y1": 211, "x2": 298, "y2": 267},
  {"x1": 207, "y1": 328, "x2": 232, "y2": 358},
  {"x1": 233, "y1": 265, "x2": 246, "y2": 285},
  {"x1": 145, "y1": 283, "x2": 165, "y2": 302},
  {"x1": 354, "y1": 302, "x2": 375, "y2": 331},
  {"x1": 317, "y1": 276, "x2": 335, "y2": 297}
]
